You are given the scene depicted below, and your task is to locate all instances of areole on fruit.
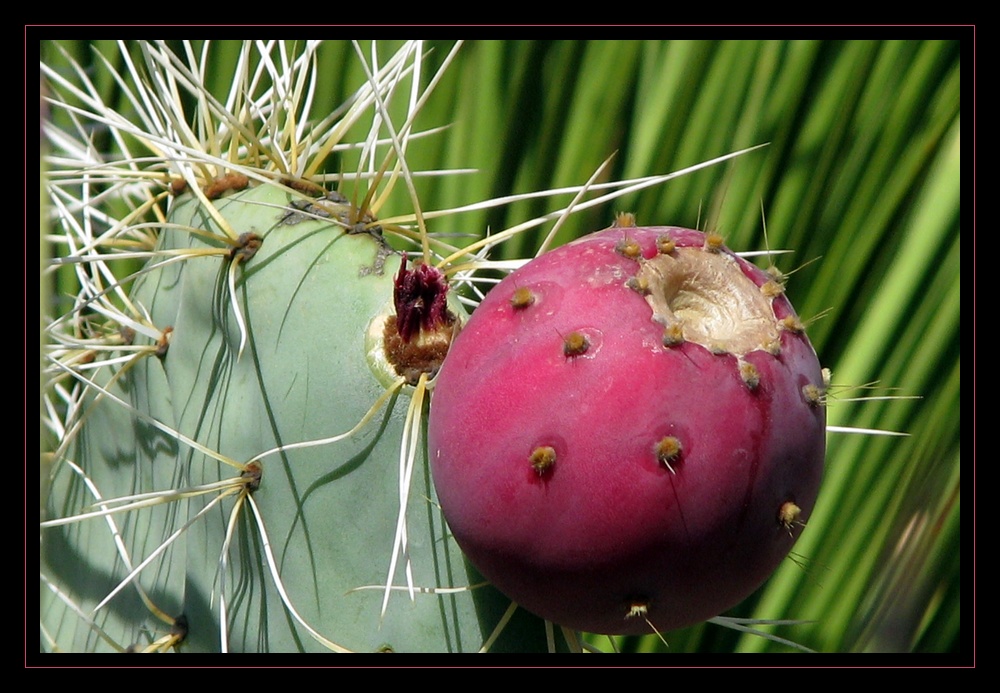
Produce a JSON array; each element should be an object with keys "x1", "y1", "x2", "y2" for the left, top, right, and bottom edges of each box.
[{"x1": 428, "y1": 225, "x2": 827, "y2": 636}]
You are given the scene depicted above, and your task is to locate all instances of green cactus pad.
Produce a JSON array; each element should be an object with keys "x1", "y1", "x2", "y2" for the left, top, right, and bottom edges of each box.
[{"x1": 41, "y1": 183, "x2": 558, "y2": 652}]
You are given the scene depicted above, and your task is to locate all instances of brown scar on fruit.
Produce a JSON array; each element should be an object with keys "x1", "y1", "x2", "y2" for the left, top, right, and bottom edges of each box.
[
  {"x1": 637, "y1": 247, "x2": 781, "y2": 358},
  {"x1": 655, "y1": 436, "x2": 682, "y2": 473},
  {"x1": 169, "y1": 177, "x2": 188, "y2": 195},
  {"x1": 279, "y1": 198, "x2": 330, "y2": 225},
  {"x1": 510, "y1": 286, "x2": 536, "y2": 310},
  {"x1": 325, "y1": 190, "x2": 349, "y2": 205},
  {"x1": 347, "y1": 218, "x2": 384, "y2": 237},
  {"x1": 562, "y1": 331, "x2": 591, "y2": 358},
  {"x1": 204, "y1": 173, "x2": 249, "y2": 200},
  {"x1": 530, "y1": 446, "x2": 556, "y2": 475}
]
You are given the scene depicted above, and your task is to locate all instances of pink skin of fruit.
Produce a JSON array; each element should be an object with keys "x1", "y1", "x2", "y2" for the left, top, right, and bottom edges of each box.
[{"x1": 428, "y1": 226, "x2": 826, "y2": 636}]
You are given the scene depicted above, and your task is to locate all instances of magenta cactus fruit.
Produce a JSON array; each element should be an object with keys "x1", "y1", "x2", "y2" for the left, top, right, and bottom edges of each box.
[{"x1": 427, "y1": 225, "x2": 827, "y2": 636}]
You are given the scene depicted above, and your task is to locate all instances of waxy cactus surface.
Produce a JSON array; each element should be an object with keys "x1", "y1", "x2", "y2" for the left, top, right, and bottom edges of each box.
[
  {"x1": 428, "y1": 225, "x2": 827, "y2": 635},
  {"x1": 41, "y1": 181, "x2": 561, "y2": 653}
]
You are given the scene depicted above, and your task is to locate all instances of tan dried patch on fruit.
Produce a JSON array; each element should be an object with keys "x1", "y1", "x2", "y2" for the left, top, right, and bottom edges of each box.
[{"x1": 638, "y1": 248, "x2": 780, "y2": 357}]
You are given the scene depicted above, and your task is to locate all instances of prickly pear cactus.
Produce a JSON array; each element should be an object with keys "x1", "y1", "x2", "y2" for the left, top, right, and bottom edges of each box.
[
  {"x1": 429, "y1": 224, "x2": 826, "y2": 635},
  {"x1": 42, "y1": 39, "x2": 956, "y2": 655},
  {"x1": 43, "y1": 180, "x2": 558, "y2": 652}
]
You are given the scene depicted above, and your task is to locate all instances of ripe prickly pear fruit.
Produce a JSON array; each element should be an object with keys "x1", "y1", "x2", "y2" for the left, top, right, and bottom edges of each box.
[{"x1": 428, "y1": 225, "x2": 827, "y2": 636}]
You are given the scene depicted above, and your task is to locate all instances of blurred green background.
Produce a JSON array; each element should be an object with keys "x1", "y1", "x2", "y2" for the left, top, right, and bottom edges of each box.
[{"x1": 40, "y1": 38, "x2": 963, "y2": 654}]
